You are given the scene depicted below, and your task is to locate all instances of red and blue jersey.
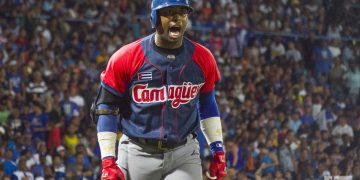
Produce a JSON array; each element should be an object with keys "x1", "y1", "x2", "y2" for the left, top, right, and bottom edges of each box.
[{"x1": 100, "y1": 34, "x2": 220, "y2": 142}]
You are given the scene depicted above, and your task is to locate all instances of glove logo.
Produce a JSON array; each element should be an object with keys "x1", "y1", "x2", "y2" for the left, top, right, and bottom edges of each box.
[{"x1": 132, "y1": 82, "x2": 204, "y2": 108}]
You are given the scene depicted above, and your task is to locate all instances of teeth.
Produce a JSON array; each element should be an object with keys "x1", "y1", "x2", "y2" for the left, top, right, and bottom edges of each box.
[
  {"x1": 170, "y1": 31, "x2": 180, "y2": 35},
  {"x1": 169, "y1": 26, "x2": 181, "y2": 38},
  {"x1": 169, "y1": 31, "x2": 180, "y2": 38}
]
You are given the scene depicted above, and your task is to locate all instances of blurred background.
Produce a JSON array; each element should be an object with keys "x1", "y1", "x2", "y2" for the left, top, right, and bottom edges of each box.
[{"x1": 0, "y1": 0, "x2": 360, "y2": 179}]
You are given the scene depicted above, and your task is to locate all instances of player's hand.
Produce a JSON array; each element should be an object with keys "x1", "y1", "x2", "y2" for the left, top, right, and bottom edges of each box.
[
  {"x1": 101, "y1": 157, "x2": 125, "y2": 180},
  {"x1": 207, "y1": 152, "x2": 226, "y2": 180}
]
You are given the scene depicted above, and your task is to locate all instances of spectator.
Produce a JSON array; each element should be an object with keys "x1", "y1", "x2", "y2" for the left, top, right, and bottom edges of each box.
[
  {"x1": 25, "y1": 71, "x2": 48, "y2": 103},
  {"x1": 2, "y1": 150, "x2": 16, "y2": 176},
  {"x1": 0, "y1": 68, "x2": 11, "y2": 98},
  {"x1": 225, "y1": 138, "x2": 245, "y2": 171},
  {"x1": 66, "y1": 143, "x2": 91, "y2": 170},
  {"x1": 53, "y1": 154, "x2": 66, "y2": 180},
  {"x1": 258, "y1": 145, "x2": 277, "y2": 176},
  {"x1": 315, "y1": 100, "x2": 337, "y2": 131},
  {"x1": 68, "y1": 84, "x2": 85, "y2": 124},
  {"x1": 0, "y1": 100, "x2": 10, "y2": 126},
  {"x1": 27, "y1": 102, "x2": 49, "y2": 142},
  {"x1": 285, "y1": 41, "x2": 302, "y2": 62},
  {"x1": 343, "y1": 61, "x2": 360, "y2": 104},
  {"x1": 314, "y1": 159, "x2": 331, "y2": 179},
  {"x1": 263, "y1": 12, "x2": 282, "y2": 32},
  {"x1": 8, "y1": 108, "x2": 22, "y2": 133},
  {"x1": 270, "y1": 37, "x2": 285, "y2": 61},
  {"x1": 23, "y1": 148, "x2": 36, "y2": 171},
  {"x1": 33, "y1": 142, "x2": 52, "y2": 167},
  {"x1": 6, "y1": 60, "x2": 24, "y2": 95},
  {"x1": 328, "y1": 57, "x2": 345, "y2": 96},
  {"x1": 278, "y1": 138, "x2": 295, "y2": 174},
  {"x1": 65, "y1": 152, "x2": 92, "y2": 179},
  {"x1": 0, "y1": 164, "x2": 7, "y2": 179},
  {"x1": 56, "y1": 145, "x2": 67, "y2": 161},
  {"x1": 288, "y1": 111, "x2": 302, "y2": 134},
  {"x1": 342, "y1": 41, "x2": 355, "y2": 67},
  {"x1": 331, "y1": 116, "x2": 354, "y2": 145},
  {"x1": 80, "y1": 129, "x2": 100, "y2": 160},
  {"x1": 12, "y1": 156, "x2": 34, "y2": 180},
  {"x1": 330, "y1": 164, "x2": 341, "y2": 177},
  {"x1": 222, "y1": 27, "x2": 245, "y2": 59},
  {"x1": 59, "y1": 90, "x2": 80, "y2": 125},
  {"x1": 330, "y1": 145, "x2": 344, "y2": 165},
  {"x1": 328, "y1": 40, "x2": 342, "y2": 58},
  {"x1": 63, "y1": 123, "x2": 79, "y2": 155},
  {"x1": 31, "y1": 155, "x2": 46, "y2": 179},
  {"x1": 300, "y1": 106, "x2": 316, "y2": 126},
  {"x1": 45, "y1": 97, "x2": 62, "y2": 151},
  {"x1": 313, "y1": 40, "x2": 333, "y2": 82}
]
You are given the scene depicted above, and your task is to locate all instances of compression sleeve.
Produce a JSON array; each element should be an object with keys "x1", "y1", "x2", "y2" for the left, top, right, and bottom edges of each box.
[
  {"x1": 198, "y1": 90, "x2": 219, "y2": 119},
  {"x1": 199, "y1": 90, "x2": 224, "y2": 152},
  {"x1": 97, "y1": 104, "x2": 118, "y2": 159}
]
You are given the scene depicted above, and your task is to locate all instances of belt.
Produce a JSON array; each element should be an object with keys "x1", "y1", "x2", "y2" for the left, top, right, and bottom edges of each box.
[{"x1": 130, "y1": 137, "x2": 188, "y2": 151}]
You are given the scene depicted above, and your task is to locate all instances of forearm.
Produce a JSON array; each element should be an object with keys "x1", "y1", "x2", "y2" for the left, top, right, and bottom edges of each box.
[
  {"x1": 255, "y1": 167, "x2": 263, "y2": 180},
  {"x1": 200, "y1": 117, "x2": 224, "y2": 151},
  {"x1": 198, "y1": 90, "x2": 224, "y2": 151},
  {"x1": 97, "y1": 104, "x2": 118, "y2": 159}
]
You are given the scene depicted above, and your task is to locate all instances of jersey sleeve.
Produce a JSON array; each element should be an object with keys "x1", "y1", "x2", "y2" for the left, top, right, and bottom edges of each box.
[
  {"x1": 192, "y1": 41, "x2": 221, "y2": 93},
  {"x1": 100, "y1": 39, "x2": 144, "y2": 96}
]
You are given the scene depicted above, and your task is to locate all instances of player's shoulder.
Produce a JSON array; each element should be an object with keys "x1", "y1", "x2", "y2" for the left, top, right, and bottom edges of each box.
[
  {"x1": 109, "y1": 37, "x2": 146, "y2": 63},
  {"x1": 185, "y1": 38, "x2": 215, "y2": 63},
  {"x1": 187, "y1": 38, "x2": 213, "y2": 57},
  {"x1": 113, "y1": 39, "x2": 143, "y2": 57}
]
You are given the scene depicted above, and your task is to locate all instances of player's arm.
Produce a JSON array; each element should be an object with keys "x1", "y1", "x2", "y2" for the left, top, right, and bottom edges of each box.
[
  {"x1": 91, "y1": 86, "x2": 125, "y2": 180},
  {"x1": 92, "y1": 41, "x2": 141, "y2": 179},
  {"x1": 199, "y1": 90, "x2": 226, "y2": 180}
]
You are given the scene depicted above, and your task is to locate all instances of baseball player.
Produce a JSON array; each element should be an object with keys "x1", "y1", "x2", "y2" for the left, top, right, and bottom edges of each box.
[{"x1": 91, "y1": 0, "x2": 227, "y2": 179}]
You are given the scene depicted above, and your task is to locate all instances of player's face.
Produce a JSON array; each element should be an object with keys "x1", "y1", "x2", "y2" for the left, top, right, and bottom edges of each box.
[{"x1": 156, "y1": 6, "x2": 190, "y2": 48}]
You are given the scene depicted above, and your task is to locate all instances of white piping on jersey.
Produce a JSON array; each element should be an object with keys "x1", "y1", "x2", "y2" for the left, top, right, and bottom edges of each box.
[{"x1": 132, "y1": 82, "x2": 204, "y2": 108}]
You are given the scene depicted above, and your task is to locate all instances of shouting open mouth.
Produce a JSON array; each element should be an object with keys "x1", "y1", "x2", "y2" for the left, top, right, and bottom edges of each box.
[{"x1": 168, "y1": 25, "x2": 182, "y2": 39}]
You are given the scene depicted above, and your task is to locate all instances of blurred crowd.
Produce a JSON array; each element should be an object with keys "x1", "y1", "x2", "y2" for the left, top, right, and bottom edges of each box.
[{"x1": 0, "y1": 0, "x2": 360, "y2": 180}]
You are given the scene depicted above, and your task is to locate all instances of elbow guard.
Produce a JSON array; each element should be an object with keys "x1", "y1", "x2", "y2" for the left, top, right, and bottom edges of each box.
[
  {"x1": 90, "y1": 86, "x2": 122, "y2": 124},
  {"x1": 90, "y1": 102, "x2": 119, "y2": 124}
]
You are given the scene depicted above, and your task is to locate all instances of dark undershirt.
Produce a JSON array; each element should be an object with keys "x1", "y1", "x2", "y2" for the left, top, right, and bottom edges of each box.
[{"x1": 152, "y1": 36, "x2": 184, "y2": 59}]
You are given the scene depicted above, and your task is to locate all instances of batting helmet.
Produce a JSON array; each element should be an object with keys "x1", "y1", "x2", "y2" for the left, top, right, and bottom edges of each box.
[{"x1": 150, "y1": 0, "x2": 193, "y2": 28}]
